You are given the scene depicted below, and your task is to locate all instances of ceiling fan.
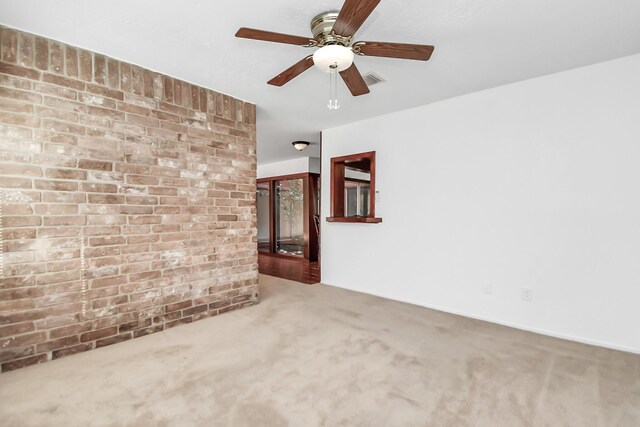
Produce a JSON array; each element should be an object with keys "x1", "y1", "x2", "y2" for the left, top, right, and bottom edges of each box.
[{"x1": 235, "y1": 0, "x2": 434, "y2": 101}]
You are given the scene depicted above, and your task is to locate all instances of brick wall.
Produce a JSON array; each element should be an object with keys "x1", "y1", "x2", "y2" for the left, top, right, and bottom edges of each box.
[{"x1": 0, "y1": 26, "x2": 258, "y2": 372}]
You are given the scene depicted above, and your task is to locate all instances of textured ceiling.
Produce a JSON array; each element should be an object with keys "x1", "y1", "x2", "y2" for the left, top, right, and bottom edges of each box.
[{"x1": 2, "y1": 0, "x2": 640, "y2": 164}]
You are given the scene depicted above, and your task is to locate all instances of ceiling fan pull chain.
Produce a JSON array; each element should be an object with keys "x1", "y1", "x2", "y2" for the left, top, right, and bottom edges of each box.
[{"x1": 328, "y1": 64, "x2": 341, "y2": 110}]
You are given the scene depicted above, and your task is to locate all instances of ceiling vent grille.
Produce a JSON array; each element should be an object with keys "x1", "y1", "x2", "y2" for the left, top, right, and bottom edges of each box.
[{"x1": 362, "y1": 73, "x2": 385, "y2": 87}]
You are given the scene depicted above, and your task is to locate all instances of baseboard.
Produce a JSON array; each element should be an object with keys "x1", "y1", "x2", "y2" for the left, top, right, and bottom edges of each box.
[{"x1": 321, "y1": 281, "x2": 640, "y2": 355}]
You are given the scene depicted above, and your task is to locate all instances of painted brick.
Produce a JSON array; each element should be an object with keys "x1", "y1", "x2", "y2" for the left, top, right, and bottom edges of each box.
[{"x1": 0, "y1": 25, "x2": 257, "y2": 372}]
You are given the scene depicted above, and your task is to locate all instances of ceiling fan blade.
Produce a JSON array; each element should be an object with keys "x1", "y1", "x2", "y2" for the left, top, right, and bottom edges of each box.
[
  {"x1": 268, "y1": 56, "x2": 314, "y2": 86},
  {"x1": 332, "y1": 0, "x2": 381, "y2": 37},
  {"x1": 235, "y1": 27, "x2": 312, "y2": 46},
  {"x1": 339, "y1": 63, "x2": 370, "y2": 96},
  {"x1": 356, "y1": 41, "x2": 435, "y2": 61}
]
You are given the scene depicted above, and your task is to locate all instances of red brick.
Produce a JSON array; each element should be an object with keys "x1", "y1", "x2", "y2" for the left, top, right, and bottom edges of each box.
[
  {"x1": 0, "y1": 97, "x2": 32, "y2": 114},
  {"x1": 0, "y1": 111, "x2": 40, "y2": 127},
  {"x1": 166, "y1": 317, "x2": 193, "y2": 329},
  {"x1": 33, "y1": 36, "x2": 49, "y2": 70},
  {"x1": 81, "y1": 182, "x2": 117, "y2": 193},
  {"x1": 34, "y1": 204, "x2": 78, "y2": 215},
  {"x1": 89, "y1": 236, "x2": 126, "y2": 246},
  {"x1": 118, "y1": 318, "x2": 151, "y2": 333},
  {"x1": 165, "y1": 300, "x2": 192, "y2": 313},
  {"x1": 133, "y1": 325, "x2": 164, "y2": 338},
  {"x1": 129, "y1": 66, "x2": 143, "y2": 95},
  {"x1": 0, "y1": 27, "x2": 257, "y2": 371},
  {"x1": 0, "y1": 62, "x2": 40, "y2": 80},
  {"x1": 86, "y1": 83, "x2": 124, "y2": 101},
  {"x1": 35, "y1": 179, "x2": 78, "y2": 191},
  {"x1": 79, "y1": 159, "x2": 112, "y2": 171},
  {"x1": 91, "y1": 275, "x2": 127, "y2": 288},
  {"x1": 4, "y1": 216, "x2": 41, "y2": 227},
  {"x1": 4, "y1": 228, "x2": 37, "y2": 240},
  {"x1": 52, "y1": 343, "x2": 93, "y2": 359},
  {"x1": 49, "y1": 41, "x2": 64, "y2": 74},
  {"x1": 1, "y1": 28, "x2": 18, "y2": 63},
  {"x1": 42, "y1": 192, "x2": 87, "y2": 203},
  {"x1": 41, "y1": 98, "x2": 82, "y2": 116},
  {"x1": 80, "y1": 326, "x2": 117, "y2": 342},
  {"x1": 42, "y1": 72, "x2": 85, "y2": 91},
  {"x1": 183, "y1": 304, "x2": 207, "y2": 317},
  {"x1": 36, "y1": 335, "x2": 79, "y2": 353},
  {"x1": 107, "y1": 59, "x2": 119, "y2": 89},
  {"x1": 42, "y1": 216, "x2": 85, "y2": 226},
  {"x1": 0, "y1": 86, "x2": 41, "y2": 104},
  {"x1": 94, "y1": 54, "x2": 106, "y2": 84},
  {"x1": 49, "y1": 322, "x2": 91, "y2": 339},
  {"x1": 78, "y1": 50, "x2": 92, "y2": 81},
  {"x1": 36, "y1": 270, "x2": 79, "y2": 286},
  {"x1": 88, "y1": 194, "x2": 124, "y2": 204},
  {"x1": 0, "y1": 346, "x2": 34, "y2": 364},
  {"x1": 1, "y1": 354, "x2": 48, "y2": 372},
  {"x1": 0, "y1": 177, "x2": 32, "y2": 188},
  {"x1": 36, "y1": 106, "x2": 79, "y2": 122},
  {"x1": 64, "y1": 45, "x2": 78, "y2": 78},
  {"x1": 2, "y1": 332, "x2": 47, "y2": 349},
  {"x1": 46, "y1": 259, "x2": 81, "y2": 272},
  {"x1": 45, "y1": 168, "x2": 87, "y2": 180},
  {"x1": 96, "y1": 332, "x2": 131, "y2": 348},
  {"x1": 143, "y1": 70, "x2": 154, "y2": 98},
  {"x1": 42, "y1": 119, "x2": 85, "y2": 135},
  {"x1": 0, "y1": 322, "x2": 35, "y2": 338}
]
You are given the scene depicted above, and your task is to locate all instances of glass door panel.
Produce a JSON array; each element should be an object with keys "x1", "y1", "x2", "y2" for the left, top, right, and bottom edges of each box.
[
  {"x1": 256, "y1": 181, "x2": 270, "y2": 252},
  {"x1": 275, "y1": 178, "x2": 305, "y2": 256}
]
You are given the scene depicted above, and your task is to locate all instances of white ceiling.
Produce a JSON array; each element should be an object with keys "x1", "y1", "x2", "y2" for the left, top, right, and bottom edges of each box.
[{"x1": 2, "y1": 0, "x2": 640, "y2": 164}]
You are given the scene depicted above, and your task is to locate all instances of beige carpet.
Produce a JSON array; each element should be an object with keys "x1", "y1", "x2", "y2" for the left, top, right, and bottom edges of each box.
[{"x1": 1, "y1": 274, "x2": 639, "y2": 426}]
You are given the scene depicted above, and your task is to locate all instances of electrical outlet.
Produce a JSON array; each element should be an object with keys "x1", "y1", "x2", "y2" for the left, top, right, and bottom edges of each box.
[
  {"x1": 482, "y1": 283, "x2": 493, "y2": 295},
  {"x1": 521, "y1": 288, "x2": 534, "y2": 302}
]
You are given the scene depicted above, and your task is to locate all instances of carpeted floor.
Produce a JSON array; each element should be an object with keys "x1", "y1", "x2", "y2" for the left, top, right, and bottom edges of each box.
[{"x1": 1, "y1": 274, "x2": 639, "y2": 426}]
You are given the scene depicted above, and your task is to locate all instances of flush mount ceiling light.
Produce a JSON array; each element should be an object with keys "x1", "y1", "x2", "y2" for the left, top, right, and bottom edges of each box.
[
  {"x1": 312, "y1": 45, "x2": 354, "y2": 73},
  {"x1": 235, "y1": 0, "x2": 435, "y2": 110},
  {"x1": 292, "y1": 141, "x2": 311, "y2": 151}
]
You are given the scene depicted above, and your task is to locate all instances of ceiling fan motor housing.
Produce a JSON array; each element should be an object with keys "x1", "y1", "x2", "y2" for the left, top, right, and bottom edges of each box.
[
  {"x1": 310, "y1": 11, "x2": 355, "y2": 72},
  {"x1": 311, "y1": 11, "x2": 341, "y2": 42}
]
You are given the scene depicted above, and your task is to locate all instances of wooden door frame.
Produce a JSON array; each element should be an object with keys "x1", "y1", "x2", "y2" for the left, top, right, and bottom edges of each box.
[{"x1": 257, "y1": 172, "x2": 319, "y2": 261}]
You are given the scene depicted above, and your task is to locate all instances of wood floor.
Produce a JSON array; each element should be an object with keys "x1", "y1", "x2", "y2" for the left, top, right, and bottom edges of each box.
[{"x1": 258, "y1": 253, "x2": 320, "y2": 284}]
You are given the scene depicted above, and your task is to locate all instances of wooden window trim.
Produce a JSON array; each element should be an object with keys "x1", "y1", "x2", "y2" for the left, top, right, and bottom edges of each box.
[{"x1": 327, "y1": 151, "x2": 382, "y2": 224}]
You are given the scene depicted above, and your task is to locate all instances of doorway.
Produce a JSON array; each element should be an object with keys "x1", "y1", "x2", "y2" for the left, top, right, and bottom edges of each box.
[{"x1": 257, "y1": 173, "x2": 320, "y2": 284}]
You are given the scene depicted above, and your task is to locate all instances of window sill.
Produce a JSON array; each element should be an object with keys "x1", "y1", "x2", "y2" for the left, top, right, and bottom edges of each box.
[{"x1": 326, "y1": 217, "x2": 383, "y2": 223}]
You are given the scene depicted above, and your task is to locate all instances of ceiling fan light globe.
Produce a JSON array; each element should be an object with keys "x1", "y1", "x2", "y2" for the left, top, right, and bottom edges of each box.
[{"x1": 312, "y1": 45, "x2": 354, "y2": 73}]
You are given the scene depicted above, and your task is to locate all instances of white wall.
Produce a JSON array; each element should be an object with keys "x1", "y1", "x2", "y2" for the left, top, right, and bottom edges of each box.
[
  {"x1": 257, "y1": 157, "x2": 320, "y2": 178},
  {"x1": 308, "y1": 157, "x2": 321, "y2": 175},
  {"x1": 321, "y1": 54, "x2": 640, "y2": 353}
]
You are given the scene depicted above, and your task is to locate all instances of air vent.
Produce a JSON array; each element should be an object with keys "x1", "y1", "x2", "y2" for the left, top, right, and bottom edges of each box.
[{"x1": 362, "y1": 73, "x2": 385, "y2": 87}]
